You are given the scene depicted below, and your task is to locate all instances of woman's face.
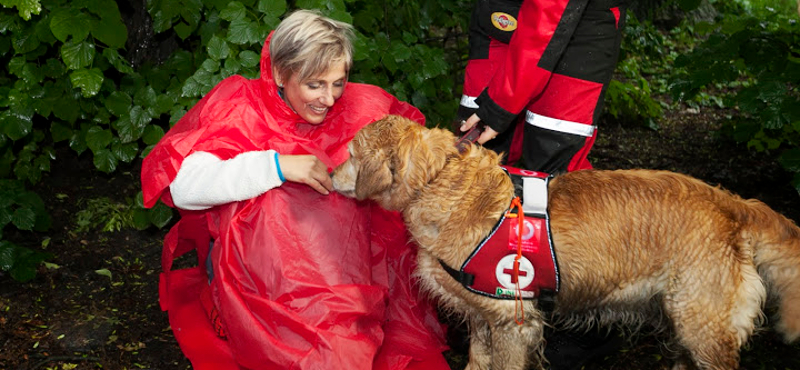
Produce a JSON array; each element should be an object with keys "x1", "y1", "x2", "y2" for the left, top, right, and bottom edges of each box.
[{"x1": 279, "y1": 61, "x2": 347, "y2": 125}]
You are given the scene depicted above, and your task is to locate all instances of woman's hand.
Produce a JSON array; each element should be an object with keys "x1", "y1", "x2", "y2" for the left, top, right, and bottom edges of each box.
[
  {"x1": 460, "y1": 113, "x2": 499, "y2": 144},
  {"x1": 278, "y1": 154, "x2": 333, "y2": 195}
]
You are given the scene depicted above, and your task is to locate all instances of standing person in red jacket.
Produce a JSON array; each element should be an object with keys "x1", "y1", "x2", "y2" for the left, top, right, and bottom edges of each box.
[
  {"x1": 456, "y1": 0, "x2": 628, "y2": 368},
  {"x1": 141, "y1": 9, "x2": 449, "y2": 370},
  {"x1": 457, "y1": 0, "x2": 628, "y2": 175}
]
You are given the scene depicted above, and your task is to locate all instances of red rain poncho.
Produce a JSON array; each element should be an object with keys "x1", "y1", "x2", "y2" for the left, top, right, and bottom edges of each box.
[{"x1": 141, "y1": 33, "x2": 449, "y2": 370}]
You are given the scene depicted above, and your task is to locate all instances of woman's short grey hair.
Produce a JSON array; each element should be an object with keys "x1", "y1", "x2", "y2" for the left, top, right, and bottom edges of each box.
[{"x1": 270, "y1": 9, "x2": 355, "y2": 84}]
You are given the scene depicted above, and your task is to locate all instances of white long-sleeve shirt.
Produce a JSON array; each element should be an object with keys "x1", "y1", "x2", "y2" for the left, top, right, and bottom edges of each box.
[{"x1": 169, "y1": 150, "x2": 285, "y2": 210}]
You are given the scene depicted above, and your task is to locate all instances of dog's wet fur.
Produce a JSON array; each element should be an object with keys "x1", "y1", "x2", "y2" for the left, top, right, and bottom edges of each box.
[{"x1": 331, "y1": 115, "x2": 800, "y2": 370}]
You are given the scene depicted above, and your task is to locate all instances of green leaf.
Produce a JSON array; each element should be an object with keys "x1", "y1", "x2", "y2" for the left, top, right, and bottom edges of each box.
[
  {"x1": 134, "y1": 86, "x2": 158, "y2": 107},
  {"x1": 102, "y1": 48, "x2": 134, "y2": 74},
  {"x1": 677, "y1": 0, "x2": 702, "y2": 11},
  {"x1": 130, "y1": 105, "x2": 152, "y2": 129},
  {"x1": 757, "y1": 81, "x2": 787, "y2": 103},
  {"x1": 7, "y1": 57, "x2": 25, "y2": 76},
  {"x1": 0, "y1": 241, "x2": 14, "y2": 271},
  {"x1": 82, "y1": 0, "x2": 120, "y2": 18},
  {"x1": 7, "y1": 89, "x2": 33, "y2": 114},
  {"x1": 43, "y1": 58, "x2": 66, "y2": 78},
  {"x1": 779, "y1": 148, "x2": 800, "y2": 172},
  {"x1": 227, "y1": 19, "x2": 259, "y2": 45},
  {"x1": 11, "y1": 207, "x2": 36, "y2": 230},
  {"x1": 154, "y1": 94, "x2": 174, "y2": 115},
  {"x1": 2, "y1": 0, "x2": 42, "y2": 21},
  {"x1": 61, "y1": 40, "x2": 96, "y2": 70},
  {"x1": 70, "y1": 68, "x2": 104, "y2": 98},
  {"x1": 0, "y1": 211, "x2": 10, "y2": 233},
  {"x1": 181, "y1": 76, "x2": 202, "y2": 98},
  {"x1": 205, "y1": 0, "x2": 232, "y2": 10},
  {"x1": 762, "y1": 104, "x2": 786, "y2": 130},
  {"x1": 132, "y1": 208, "x2": 151, "y2": 230},
  {"x1": 0, "y1": 13, "x2": 15, "y2": 35},
  {"x1": 257, "y1": 0, "x2": 286, "y2": 18},
  {"x1": 256, "y1": 18, "x2": 276, "y2": 39},
  {"x1": 0, "y1": 207, "x2": 11, "y2": 228},
  {"x1": 69, "y1": 125, "x2": 89, "y2": 155},
  {"x1": 134, "y1": 191, "x2": 145, "y2": 208},
  {"x1": 49, "y1": 7, "x2": 92, "y2": 43},
  {"x1": 1, "y1": 108, "x2": 33, "y2": 140},
  {"x1": 169, "y1": 106, "x2": 187, "y2": 125},
  {"x1": 239, "y1": 50, "x2": 259, "y2": 67},
  {"x1": 95, "y1": 268, "x2": 112, "y2": 279},
  {"x1": 53, "y1": 96, "x2": 80, "y2": 123},
  {"x1": 140, "y1": 144, "x2": 155, "y2": 159},
  {"x1": 50, "y1": 122, "x2": 73, "y2": 142},
  {"x1": 110, "y1": 117, "x2": 134, "y2": 144},
  {"x1": 34, "y1": 14, "x2": 56, "y2": 45},
  {"x1": 32, "y1": 157, "x2": 50, "y2": 185},
  {"x1": 222, "y1": 57, "x2": 242, "y2": 77},
  {"x1": 21, "y1": 63, "x2": 45, "y2": 85},
  {"x1": 142, "y1": 124, "x2": 165, "y2": 145},
  {"x1": 201, "y1": 58, "x2": 220, "y2": 72},
  {"x1": 220, "y1": 1, "x2": 247, "y2": 21},
  {"x1": 17, "y1": 190, "x2": 49, "y2": 232},
  {"x1": 112, "y1": 106, "x2": 149, "y2": 143},
  {"x1": 207, "y1": 36, "x2": 231, "y2": 61},
  {"x1": 389, "y1": 41, "x2": 411, "y2": 62},
  {"x1": 111, "y1": 140, "x2": 138, "y2": 163},
  {"x1": 193, "y1": 68, "x2": 214, "y2": 87},
  {"x1": 92, "y1": 14, "x2": 127, "y2": 48},
  {"x1": 10, "y1": 262, "x2": 37, "y2": 282},
  {"x1": 166, "y1": 49, "x2": 194, "y2": 75},
  {"x1": 86, "y1": 125, "x2": 113, "y2": 152},
  {"x1": 150, "y1": 9, "x2": 174, "y2": 34},
  {"x1": 92, "y1": 148, "x2": 117, "y2": 173},
  {"x1": 105, "y1": 91, "x2": 132, "y2": 117},
  {"x1": 2, "y1": 244, "x2": 50, "y2": 282},
  {"x1": 180, "y1": 4, "x2": 202, "y2": 28},
  {"x1": 149, "y1": 202, "x2": 174, "y2": 228},
  {"x1": 173, "y1": 21, "x2": 194, "y2": 40},
  {"x1": 327, "y1": 9, "x2": 352, "y2": 24},
  {"x1": 793, "y1": 172, "x2": 800, "y2": 195},
  {"x1": 11, "y1": 28, "x2": 40, "y2": 54},
  {"x1": 783, "y1": 99, "x2": 800, "y2": 125}
]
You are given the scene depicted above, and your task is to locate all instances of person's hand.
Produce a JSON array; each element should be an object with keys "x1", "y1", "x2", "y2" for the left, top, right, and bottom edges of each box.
[
  {"x1": 460, "y1": 113, "x2": 499, "y2": 144},
  {"x1": 278, "y1": 154, "x2": 332, "y2": 195}
]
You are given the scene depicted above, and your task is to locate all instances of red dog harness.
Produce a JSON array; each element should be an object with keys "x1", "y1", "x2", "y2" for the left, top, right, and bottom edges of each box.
[{"x1": 440, "y1": 166, "x2": 560, "y2": 302}]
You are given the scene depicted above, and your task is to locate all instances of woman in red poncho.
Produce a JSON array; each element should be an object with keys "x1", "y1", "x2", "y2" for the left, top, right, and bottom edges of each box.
[{"x1": 140, "y1": 9, "x2": 449, "y2": 370}]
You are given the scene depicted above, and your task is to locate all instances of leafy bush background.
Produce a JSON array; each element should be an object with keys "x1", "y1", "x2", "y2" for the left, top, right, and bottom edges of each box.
[{"x1": 0, "y1": 0, "x2": 798, "y2": 281}]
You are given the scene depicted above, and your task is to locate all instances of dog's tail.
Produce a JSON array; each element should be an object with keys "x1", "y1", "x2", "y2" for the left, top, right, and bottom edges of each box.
[{"x1": 736, "y1": 197, "x2": 800, "y2": 342}]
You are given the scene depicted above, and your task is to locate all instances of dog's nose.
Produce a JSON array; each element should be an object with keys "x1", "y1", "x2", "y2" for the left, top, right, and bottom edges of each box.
[
  {"x1": 331, "y1": 166, "x2": 356, "y2": 197},
  {"x1": 332, "y1": 179, "x2": 356, "y2": 197}
]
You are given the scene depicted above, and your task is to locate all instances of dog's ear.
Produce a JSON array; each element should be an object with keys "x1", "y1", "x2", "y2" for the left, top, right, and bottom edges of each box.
[{"x1": 355, "y1": 149, "x2": 393, "y2": 200}]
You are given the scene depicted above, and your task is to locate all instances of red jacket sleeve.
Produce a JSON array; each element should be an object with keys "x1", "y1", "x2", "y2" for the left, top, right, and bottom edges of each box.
[{"x1": 476, "y1": 0, "x2": 589, "y2": 134}]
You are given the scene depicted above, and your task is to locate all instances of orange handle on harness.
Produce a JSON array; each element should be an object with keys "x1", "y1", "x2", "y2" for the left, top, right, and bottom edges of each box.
[{"x1": 506, "y1": 196, "x2": 525, "y2": 325}]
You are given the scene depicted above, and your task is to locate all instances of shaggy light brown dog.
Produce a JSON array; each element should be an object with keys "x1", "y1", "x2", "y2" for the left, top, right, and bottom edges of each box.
[{"x1": 331, "y1": 115, "x2": 800, "y2": 370}]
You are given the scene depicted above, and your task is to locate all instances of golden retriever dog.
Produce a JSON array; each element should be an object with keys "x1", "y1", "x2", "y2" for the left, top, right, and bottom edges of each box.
[{"x1": 330, "y1": 115, "x2": 800, "y2": 370}]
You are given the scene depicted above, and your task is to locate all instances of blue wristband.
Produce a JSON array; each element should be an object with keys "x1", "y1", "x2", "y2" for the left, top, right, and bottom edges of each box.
[{"x1": 274, "y1": 152, "x2": 285, "y2": 182}]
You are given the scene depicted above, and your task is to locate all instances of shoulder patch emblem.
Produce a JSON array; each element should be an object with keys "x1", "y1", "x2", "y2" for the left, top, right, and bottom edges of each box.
[{"x1": 491, "y1": 12, "x2": 518, "y2": 31}]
